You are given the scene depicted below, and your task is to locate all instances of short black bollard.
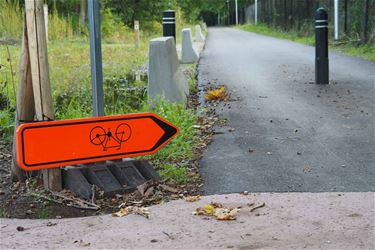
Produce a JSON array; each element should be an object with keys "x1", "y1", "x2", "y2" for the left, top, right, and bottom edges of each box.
[
  {"x1": 315, "y1": 8, "x2": 329, "y2": 84},
  {"x1": 162, "y1": 10, "x2": 176, "y2": 41}
]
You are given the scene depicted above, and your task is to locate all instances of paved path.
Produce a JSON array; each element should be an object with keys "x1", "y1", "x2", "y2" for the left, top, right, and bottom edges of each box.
[
  {"x1": 1, "y1": 193, "x2": 374, "y2": 249},
  {"x1": 199, "y1": 27, "x2": 375, "y2": 194}
]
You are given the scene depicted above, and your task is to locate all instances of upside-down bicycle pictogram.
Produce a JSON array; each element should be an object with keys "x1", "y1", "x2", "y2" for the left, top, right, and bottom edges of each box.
[{"x1": 89, "y1": 123, "x2": 132, "y2": 151}]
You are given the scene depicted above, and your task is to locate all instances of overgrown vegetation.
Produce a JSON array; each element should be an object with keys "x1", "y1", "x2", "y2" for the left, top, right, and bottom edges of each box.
[{"x1": 0, "y1": 0, "x2": 202, "y2": 186}]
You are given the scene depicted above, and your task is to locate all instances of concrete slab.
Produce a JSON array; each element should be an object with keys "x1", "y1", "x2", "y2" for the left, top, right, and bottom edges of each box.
[{"x1": 1, "y1": 192, "x2": 373, "y2": 249}]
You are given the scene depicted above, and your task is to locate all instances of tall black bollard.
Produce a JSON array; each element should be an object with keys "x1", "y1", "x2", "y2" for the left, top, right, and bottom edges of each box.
[
  {"x1": 162, "y1": 10, "x2": 176, "y2": 41},
  {"x1": 315, "y1": 8, "x2": 329, "y2": 84}
]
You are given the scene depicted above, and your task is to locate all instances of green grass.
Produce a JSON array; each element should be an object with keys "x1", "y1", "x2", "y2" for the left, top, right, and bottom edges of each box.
[
  {"x1": 36, "y1": 208, "x2": 49, "y2": 219},
  {"x1": 331, "y1": 42, "x2": 375, "y2": 61},
  {"x1": 140, "y1": 99, "x2": 198, "y2": 185},
  {"x1": 0, "y1": 0, "x2": 23, "y2": 40},
  {"x1": 237, "y1": 23, "x2": 314, "y2": 45},
  {"x1": 0, "y1": 36, "x2": 200, "y2": 186},
  {"x1": 159, "y1": 164, "x2": 188, "y2": 185},
  {"x1": 0, "y1": 207, "x2": 8, "y2": 217},
  {"x1": 237, "y1": 23, "x2": 374, "y2": 61}
]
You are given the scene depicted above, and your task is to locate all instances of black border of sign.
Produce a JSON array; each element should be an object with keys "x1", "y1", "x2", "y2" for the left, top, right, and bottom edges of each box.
[{"x1": 21, "y1": 115, "x2": 178, "y2": 169}]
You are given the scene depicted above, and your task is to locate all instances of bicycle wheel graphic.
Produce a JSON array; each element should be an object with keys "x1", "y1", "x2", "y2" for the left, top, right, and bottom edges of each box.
[
  {"x1": 115, "y1": 123, "x2": 132, "y2": 142},
  {"x1": 90, "y1": 126, "x2": 106, "y2": 146}
]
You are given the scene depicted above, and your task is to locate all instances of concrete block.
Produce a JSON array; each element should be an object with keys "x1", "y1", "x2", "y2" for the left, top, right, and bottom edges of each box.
[
  {"x1": 86, "y1": 164, "x2": 123, "y2": 196},
  {"x1": 195, "y1": 25, "x2": 205, "y2": 42},
  {"x1": 133, "y1": 160, "x2": 161, "y2": 181},
  {"x1": 62, "y1": 168, "x2": 92, "y2": 200},
  {"x1": 148, "y1": 37, "x2": 189, "y2": 103},
  {"x1": 108, "y1": 162, "x2": 146, "y2": 188},
  {"x1": 181, "y1": 28, "x2": 199, "y2": 64}
]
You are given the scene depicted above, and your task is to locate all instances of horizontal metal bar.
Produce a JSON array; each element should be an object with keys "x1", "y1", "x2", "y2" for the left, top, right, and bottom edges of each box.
[
  {"x1": 315, "y1": 25, "x2": 328, "y2": 28},
  {"x1": 315, "y1": 20, "x2": 328, "y2": 23},
  {"x1": 163, "y1": 17, "x2": 175, "y2": 20},
  {"x1": 162, "y1": 21, "x2": 175, "y2": 24}
]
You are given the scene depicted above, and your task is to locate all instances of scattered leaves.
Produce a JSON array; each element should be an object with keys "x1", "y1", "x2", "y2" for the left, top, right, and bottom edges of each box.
[
  {"x1": 112, "y1": 206, "x2": 150, "y2": 219},
  {"x1": 184, "y1": 195, "x2": 201, "y2": 202}
]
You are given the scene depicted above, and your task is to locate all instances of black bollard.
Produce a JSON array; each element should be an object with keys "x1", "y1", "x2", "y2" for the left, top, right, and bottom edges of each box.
[
  {"x1": 162, "y1": 10, "x2": 176, "y2": 41},
  {"x1": 315, "y1": 8, "x2": 329, "y2": 84}
]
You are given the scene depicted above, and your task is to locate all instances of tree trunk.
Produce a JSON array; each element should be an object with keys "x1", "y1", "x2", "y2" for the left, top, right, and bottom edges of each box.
[
  {"x1": 363, "y1": 0, "x2": 370, "y2": 43},
  {"x1": 344, "y1": 0, "x2": 348, "y2": 35},
  {"x1": 284, "y1": 0, "x2": 287, "y2": 30}
]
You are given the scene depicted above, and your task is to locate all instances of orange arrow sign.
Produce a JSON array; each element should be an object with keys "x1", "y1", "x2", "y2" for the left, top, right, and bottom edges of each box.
[{"x1": 16, "y1": 113, "x2": 179, "y2": 171}]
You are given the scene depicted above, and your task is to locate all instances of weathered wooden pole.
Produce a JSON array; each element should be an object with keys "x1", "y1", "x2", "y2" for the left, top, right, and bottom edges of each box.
[
  {"x1": 11, "y1": 20, "x2": 35, "y2": 182},
  {"x1": 43, "y1": 3, "x2": 48, "y2": 43},
  {"x1": 25, "y1": 0, "x2": 62, "y2": 191}
]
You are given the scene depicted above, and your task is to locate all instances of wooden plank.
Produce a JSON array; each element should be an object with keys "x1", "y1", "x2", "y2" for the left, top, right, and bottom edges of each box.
[
  {"x1": 24, "y1": 0, "x2": 61, "y2": 191},
  {"x1": 11, "y1": 19, "x2": 35, "y2": 182},
  {"x1": 34, "y1": 0, "x2": 54, "y2": 121},
  {"x1": 25, "y1": 0, "x2": 43, "y2": 120},
  {"x1": 44, "y1": 4, "x2": 48, "y2": 43}
]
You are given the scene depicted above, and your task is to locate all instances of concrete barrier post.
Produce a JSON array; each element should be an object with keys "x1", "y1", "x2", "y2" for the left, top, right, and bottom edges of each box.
[
  {"x1": 195, "y1": 25, "x2": 205, "y2": 42},
  {"x1": 181, "y1": 28, "x2": 199, "y2": 64},
  {"x1": 148, "y1": 37, "x2": 188, "y2": 104}
]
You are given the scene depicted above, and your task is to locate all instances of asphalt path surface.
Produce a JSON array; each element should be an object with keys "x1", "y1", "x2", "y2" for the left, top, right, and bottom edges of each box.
[{"x1": 199, "y1": 27, "x2": 374, "y2": 194}]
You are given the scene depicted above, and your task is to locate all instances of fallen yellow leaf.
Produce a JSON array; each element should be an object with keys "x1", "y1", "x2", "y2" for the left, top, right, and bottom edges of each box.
[
  {"x1": 112, "y1": 206, "x2": 150, "y2": 219},
  {"x1": 193, "y1": 203, "x2": 240, "y2": 220},
  {"x1": 205, "y1": 86, "x2": 228, "y2": 101},
  {"x1": 214, "y1": 208, "x2": 239, "y2": 220}
]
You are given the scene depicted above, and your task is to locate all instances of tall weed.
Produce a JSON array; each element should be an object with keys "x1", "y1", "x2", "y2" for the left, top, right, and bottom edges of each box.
[{"x1": 0, "y1": 0, "x2": 23, "y2": 40}]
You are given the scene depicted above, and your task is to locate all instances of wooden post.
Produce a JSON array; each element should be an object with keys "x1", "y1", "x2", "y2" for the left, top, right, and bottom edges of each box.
[
  {"x1": 43, "y1": 4, "x2": 48, "y2": 43},
  {"x1": 11, "y1": 20, "x2": 35, "y2": 182},
  {"x1": 25, "y1": 0, "x2": 62, "y2": 191},
  {"x1": 134, "y1": 20, "x2": 140, "y2": 48},
  {"x1": 79, "y1": 0, "x2": 87, "y2": 29}
]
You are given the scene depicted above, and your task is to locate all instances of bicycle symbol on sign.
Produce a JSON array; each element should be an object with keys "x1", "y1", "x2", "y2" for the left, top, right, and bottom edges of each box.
[{"x1": 89, "y1": 123, "x2": 132, "y2": 151}]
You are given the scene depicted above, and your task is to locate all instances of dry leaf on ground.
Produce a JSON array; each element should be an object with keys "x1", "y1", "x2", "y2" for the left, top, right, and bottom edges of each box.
[
  {"x1": 112, "y1": 206, "x2": 150, "y2": 219},
  {"x1": 205, "y1": 86, "x2": 228, "y2": 101},
  {"x1": 193, "y1": 203, "x2": 239, "y2": 220},
  {"x1": 184, "y1": 195, "x2": 201, "y2": 202},
  {"x1": 214, "y1": 208, "x2": 240, "y2": 220}
]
